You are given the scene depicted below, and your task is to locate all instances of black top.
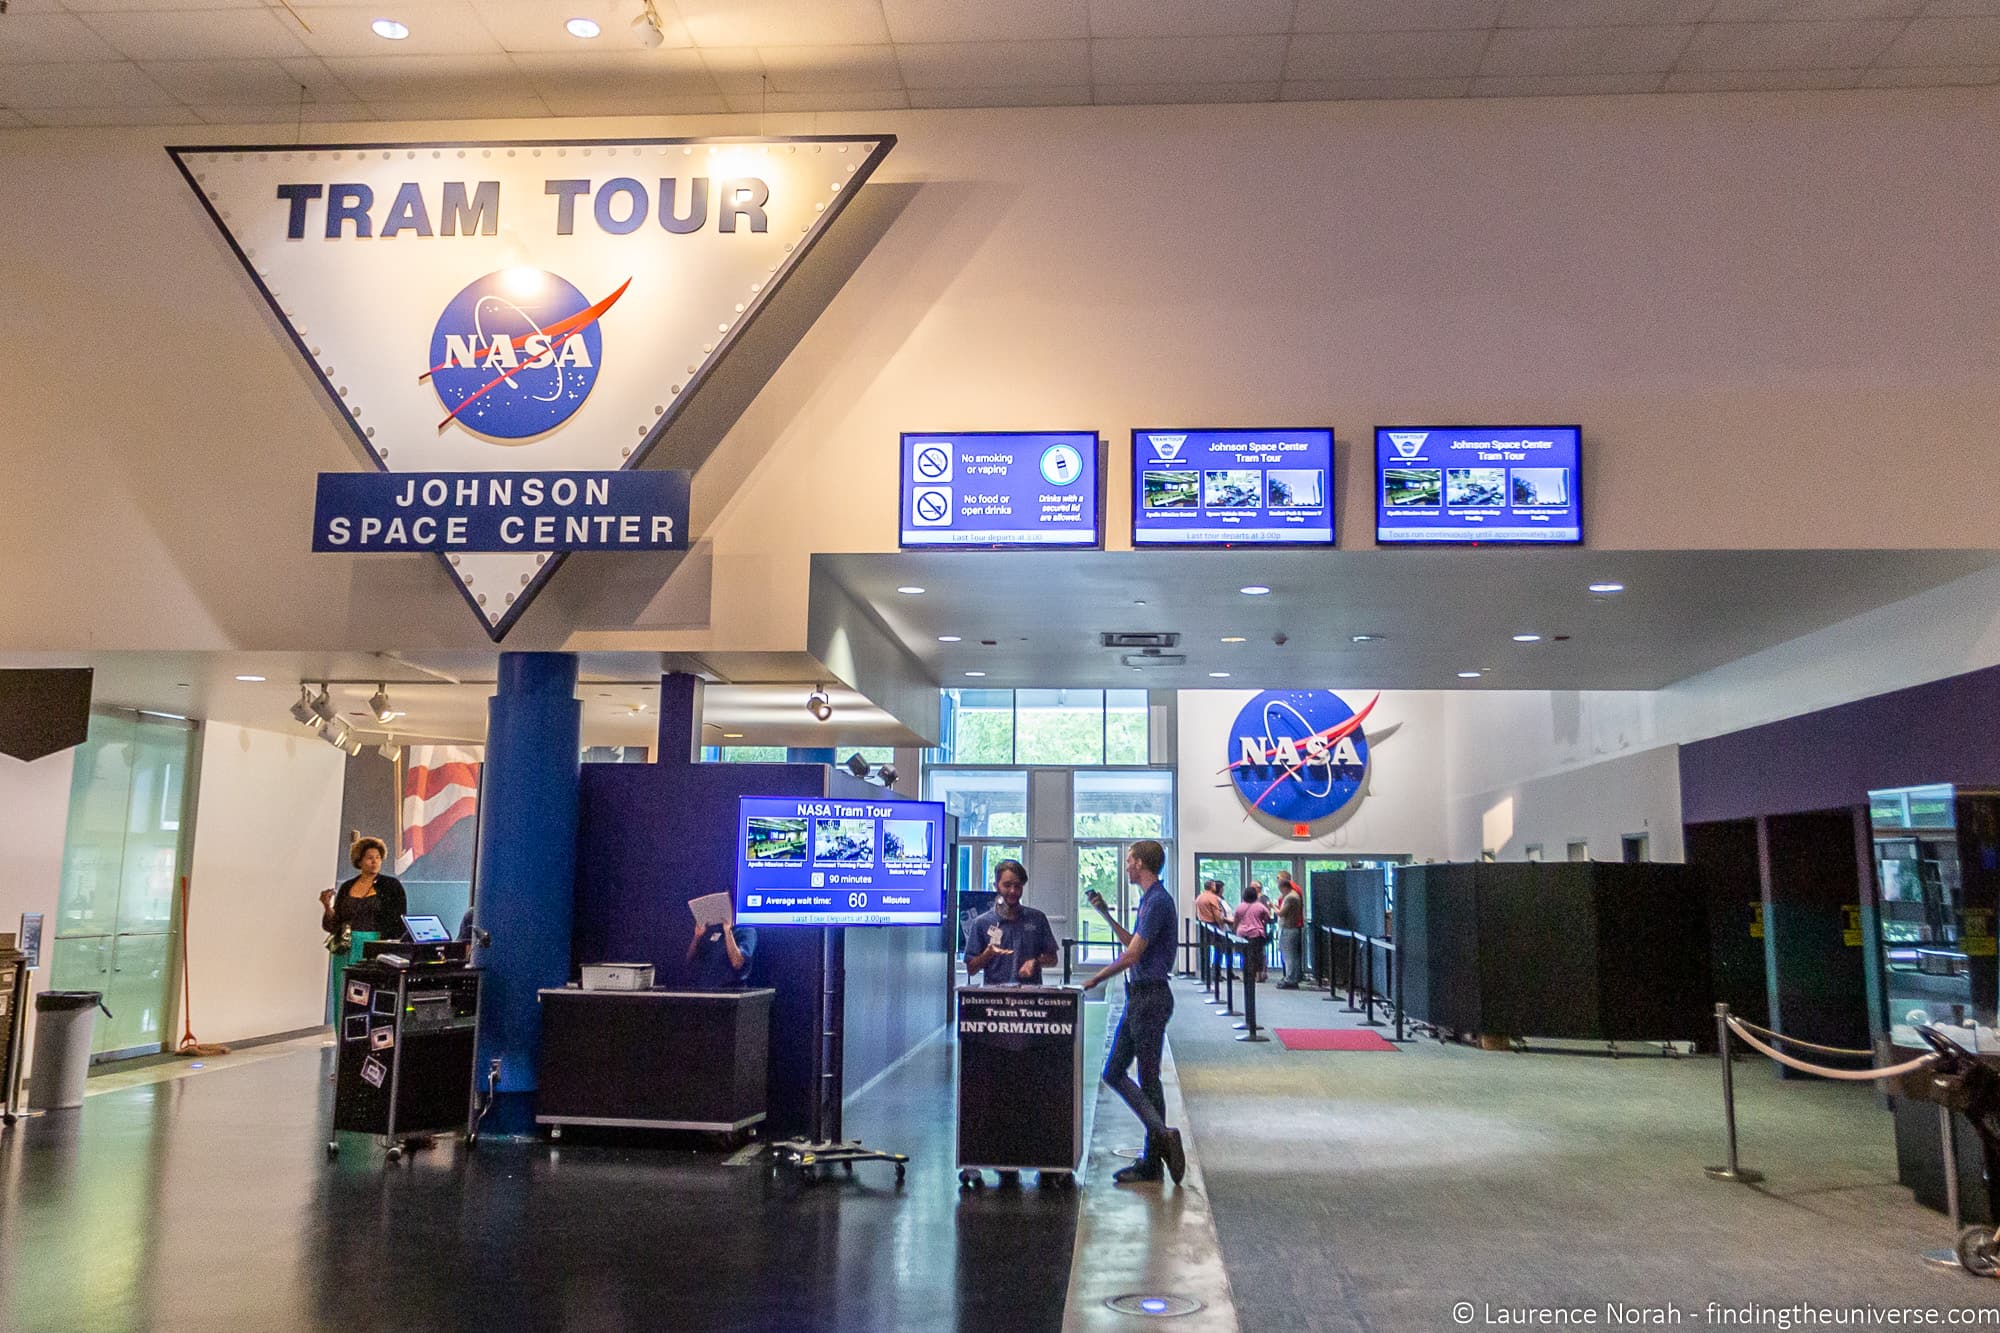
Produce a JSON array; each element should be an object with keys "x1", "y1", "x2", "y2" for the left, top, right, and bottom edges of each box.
[{"x1": 332, "y1": 875, "x2": 409, "y2": 939}]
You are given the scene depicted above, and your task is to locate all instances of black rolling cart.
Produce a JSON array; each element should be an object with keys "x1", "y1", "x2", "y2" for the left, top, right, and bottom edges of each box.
[
  {"x1": 328, "y1": 958, "x2": 483, "y2": 1162},
  {"x1": 955, "y1": 986, "x2": 1084, "y2": 1189}
]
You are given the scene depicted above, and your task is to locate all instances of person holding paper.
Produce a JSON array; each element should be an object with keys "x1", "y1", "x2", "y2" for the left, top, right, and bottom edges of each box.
[
  {"x1": 687, "y1": 903, "x2": 757, "y2": 990},
  {"x1": 963, "y1": 860, "x2": 1057, "y2": 986}
]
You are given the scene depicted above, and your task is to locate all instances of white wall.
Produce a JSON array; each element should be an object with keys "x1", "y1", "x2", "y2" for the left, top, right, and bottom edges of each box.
[
  {"x1": 0, "y1": 749, "x2": 75, "y2": 1078},
  {"x1": 1445, "y1": 744, "x2": 1684, "y2": 865},
  {"x1": 183, "y1": 723, "x2": 347, "y2": 1045},
  {"x1": 1175, "y1": 689, "x2": 1451, "y2": 918}
]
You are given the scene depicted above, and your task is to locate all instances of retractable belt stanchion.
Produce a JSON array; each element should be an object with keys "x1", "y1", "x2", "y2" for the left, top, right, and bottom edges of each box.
[
  {"x1": 1234, "y1": 938, "x2": 1267, "y2": 1042},
  {"x1": 1178, "y1": 921, "x2": 1198, "y2": 979},
  {"x1": 1223, "y1": 933, "x2": 1237, "y2": 1016},
  {"x1": 1344, "y1": 930, "x2": 1362, "y2": 1013},
  {"x1": 1323, "y1": 925, "x2": 1342, "y2": 1002},
  {"x1": 1389, "y1": 939, "x2": 1406, "y2": 1042},
  {"x1": 1359, "y1": 938, "x2": 1386, "y2": 1028},
  {"x1": 1704, "y1": 1004, "x2": 1765, "y2": 1185},
  {"x1": 1059, "y1": 939, "x2": 1073, "y2": 988},
  {"x1": 1921, "y1": 1105, "x2": 1965, "y2": 1269}
]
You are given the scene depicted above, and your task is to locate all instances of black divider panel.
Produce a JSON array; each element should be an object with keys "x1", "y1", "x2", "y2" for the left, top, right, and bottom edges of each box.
[
  {"x1": 1684, "y1": 819, "x2": 1769, "y2": 1029},
  {"x1": 1344, "y1": 870, "x2": 1389, "y2": 937},
  {"x1": 1477, "y1": 864, "x2": 1600, "y2": 1038},
  {"x1": 1593, "y1": 862, "x2": 1713, "y2": 1042},
  {"x1": 1396, "y1": 863, "x2": 1483, "y2": 1033},
  {"x1": 1763, "y1": 808, "x2": 1871, "y2": 1059}
]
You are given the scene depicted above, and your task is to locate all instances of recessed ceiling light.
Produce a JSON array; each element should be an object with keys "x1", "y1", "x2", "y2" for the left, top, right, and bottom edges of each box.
[
  {"x1": 371, "y1": 18, "x2": 410, "y2": 39},
  {"x1": 723, "y1": 732, "x2": 743, "y2": 739},
  {"x1": 565, "y1": 16, "x2": 601, "y2": 38},
  {"x1": 937, "y1": 635, "x2": 961, "y2": 643},
  {"x1": 1208, "y1": 672, "x2": 1231, "y2": 679},
  {"x1": 234, "y1": 674, "x2": 266, "y2": 682},
  {"x1": 1220, "y1": 636, "x2": 1246, "y2": 644},
  {"x1": 1457, "y1": 670, "x2": 1483, "y2": 679},
  {"x1": 1512, "y1": 633, "x2": 1542, "y2": 643},
  {"x1": 1239, "y1": 585, "x2": 1270, "y2": 596},
  {"x1": 1351, "y1": 634, "x2": 1380, "y2": 644},
  {"x1": 896, "y1": 585, "x2": 925, "y2": 595},
  {"x1": 964, "y1": 671, "x2": 986, "y2": 678},
  {"x1": 1588, "y1": 582, "x2": 1625, "y2": 594}
]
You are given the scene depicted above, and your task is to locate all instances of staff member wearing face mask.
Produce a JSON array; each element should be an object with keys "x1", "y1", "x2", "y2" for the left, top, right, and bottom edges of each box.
[{"x1": 963, "y1": 860, "x2": 1058, "y2": 986}]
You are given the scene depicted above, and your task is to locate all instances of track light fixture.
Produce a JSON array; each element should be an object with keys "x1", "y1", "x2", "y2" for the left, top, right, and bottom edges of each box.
[
  {"x1": 876, "y1": 764, "x2": 898, "y2": 788},
  {"x1": 845, "y1": 753, "x2": 870, "y2": 778},
  {"x1": 309, "y1": 685, "x2": 337, "y2": 727},
  {"x1": 370, "y1": 684, "x2": 394, "y2": 723},
  {"x1": 290, "y1": 686, "x2": 317, "y2": 728},
  {"x1": 378, "y1": 741, "x2": 401, "y2": 762},
  {"x1": 806, "y1": 686, "x2": 833, "y2": 723},
  {"x1": 631, "y1": 0, "x2": 665, "y2": 48}
]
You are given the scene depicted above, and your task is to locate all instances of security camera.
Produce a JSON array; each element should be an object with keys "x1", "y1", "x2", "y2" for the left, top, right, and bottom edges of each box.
[{"x1": 806, "y1": 686, "x2": 833, "y2": 723}]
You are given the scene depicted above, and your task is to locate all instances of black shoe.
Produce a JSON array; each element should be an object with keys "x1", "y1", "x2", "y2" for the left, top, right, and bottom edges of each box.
[
  {"x1": 1112, "y1": 1159, "x2": 1164, "y2": 1184},
  {"x1": 1161, "y1": 1128, "x2": 1186, "y2": 1184},
  {"x1": 1275, "y1": 982, "x2": 1300, "y2": 990},
  {"x1": 996, "y1": 1170, "x2": 1021, "y2": 1187}
]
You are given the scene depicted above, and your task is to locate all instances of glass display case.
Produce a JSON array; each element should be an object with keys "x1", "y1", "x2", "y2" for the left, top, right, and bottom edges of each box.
[{"x1": 1869, "y1": 784, "x2": 2000, "y2": 1048}]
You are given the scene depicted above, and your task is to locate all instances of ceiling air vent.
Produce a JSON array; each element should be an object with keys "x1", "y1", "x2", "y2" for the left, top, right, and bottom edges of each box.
[
  {"x1": 1120, "y1": 652, "x2": 1188, "y2": 669},
  {"x1": 1101, "y1": 632, "x2": 1180, "y2": 650}
]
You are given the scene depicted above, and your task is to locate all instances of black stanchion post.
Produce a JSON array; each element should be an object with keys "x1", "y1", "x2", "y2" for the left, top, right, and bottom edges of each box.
[
  {"x1": 1061, "y1": 939, "x2": 1073, "y2": 989},
  {"x1": 1235, "y1": 939, "x2": 1268, "y2": 1042},
  {"x1": 1359, "y1": 938, "x2": 1385, "y2": 1027},
  {"x1": 1323, "y1": 925, "x2": 1341, "y2": 1002},
  {"x1": 1704, "y1": 1004, "x2": 1764, "y2": 1184},
  {"x1": 1390, "y1": 941, "x2": 1406, "y2": 1043},
  {"x1": 1224, "y1": 936, "x2": 1237, "y2": 1015},
  {"x1": 1344, "y1": 931, "x2": 1362, "y2": 1013}
]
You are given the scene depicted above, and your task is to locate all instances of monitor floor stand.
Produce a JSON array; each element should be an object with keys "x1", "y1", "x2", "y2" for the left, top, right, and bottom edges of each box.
[{"x1": 766, "y1": 927, "x2": 908, "y2": 1185}]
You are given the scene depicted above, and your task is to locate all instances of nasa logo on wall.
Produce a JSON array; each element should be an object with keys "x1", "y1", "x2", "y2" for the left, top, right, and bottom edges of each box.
[
  {"x1": 169, "y1": 135, "x2": 894, "y2": 639},
  {"x1": 1222, "y1": 690, "x2": 1379, "y2": 827},
  {"x1": 427, "y1": 269, "x2": 623, "y2": 441}
]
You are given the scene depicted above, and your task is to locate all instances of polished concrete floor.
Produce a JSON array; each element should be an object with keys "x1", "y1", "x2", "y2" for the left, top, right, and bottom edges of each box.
[
  {"x1": 1171, "y1": 975, "x2": 2000, "y2": 1332},
  {"x1": 0, "y1": 1023, "x2": 1100, "y2": 1333}
]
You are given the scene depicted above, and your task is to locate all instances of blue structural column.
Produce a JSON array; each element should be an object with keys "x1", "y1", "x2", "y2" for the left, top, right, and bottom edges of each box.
[{"x1": 472, "y1": 652, "x2": 581, "y2": 1135}]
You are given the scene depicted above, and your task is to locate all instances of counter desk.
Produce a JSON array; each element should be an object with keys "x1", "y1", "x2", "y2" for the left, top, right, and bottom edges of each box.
[{"x1": 536, "y1": 986, "x2": 773, "y2": 1134}]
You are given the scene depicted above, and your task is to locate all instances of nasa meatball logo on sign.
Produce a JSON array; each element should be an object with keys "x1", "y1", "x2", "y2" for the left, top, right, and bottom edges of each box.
[
  {"x1": 1222, "y1": 690, "x2": 1379, "y2": 828},
  {"x1": 170, "y1": 136, "x2": 894, "y2": 638}
]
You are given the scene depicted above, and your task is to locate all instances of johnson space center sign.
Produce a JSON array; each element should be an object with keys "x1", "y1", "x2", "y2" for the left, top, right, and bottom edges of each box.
[
  {"x1": 171, "y1": 135, "x2": 895, "y2": 639},
  {"x1": 1224, "y1": 690, "x2": 1378, "y2": 830}
]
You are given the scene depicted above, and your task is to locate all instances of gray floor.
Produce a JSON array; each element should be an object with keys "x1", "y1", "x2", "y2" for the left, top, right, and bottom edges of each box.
[{"x1": 1167, "y1": 975, "x2": 2000, "y2": 1331}]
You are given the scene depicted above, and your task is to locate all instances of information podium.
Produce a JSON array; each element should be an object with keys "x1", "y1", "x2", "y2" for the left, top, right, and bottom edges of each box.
[{"x1": 956, "y1": 986, "x2": 1083, "y2": 1186}]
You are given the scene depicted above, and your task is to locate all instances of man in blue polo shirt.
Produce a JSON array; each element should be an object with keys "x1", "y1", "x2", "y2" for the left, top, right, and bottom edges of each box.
[
  {"x1": 1082, "y1": 839, "x2": 1186, "y2": 1185},
  {"x1": 964, "y1": 859, "x2": 1059, "y2": 986}
]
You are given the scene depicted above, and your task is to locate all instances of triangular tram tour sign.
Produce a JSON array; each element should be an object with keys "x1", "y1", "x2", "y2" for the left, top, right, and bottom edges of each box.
[{"x1": 170, "y1": 135, "x2": 895, "y2": 640}]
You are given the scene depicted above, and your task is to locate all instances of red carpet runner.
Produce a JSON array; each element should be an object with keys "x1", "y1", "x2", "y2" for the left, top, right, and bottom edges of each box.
[{"x1": 1274, "y1": 1028, "x2": 1400, "y2": 1052}]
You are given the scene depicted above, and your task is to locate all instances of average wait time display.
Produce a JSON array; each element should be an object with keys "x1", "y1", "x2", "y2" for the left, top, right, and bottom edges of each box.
[{"x1": 735, "y1": 796, "x2": 947, "y2": 927}]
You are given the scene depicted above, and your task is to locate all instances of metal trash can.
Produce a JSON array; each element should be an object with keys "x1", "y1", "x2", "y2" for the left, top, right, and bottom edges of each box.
[{"x1": 28, "y1": 991, "x2": 110, "y2": 1110}]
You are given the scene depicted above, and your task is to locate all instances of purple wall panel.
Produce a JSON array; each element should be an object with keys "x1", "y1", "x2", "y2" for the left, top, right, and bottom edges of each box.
[{"x1": 1679, "y1": 663, "x2": 2000, "y2": 824}]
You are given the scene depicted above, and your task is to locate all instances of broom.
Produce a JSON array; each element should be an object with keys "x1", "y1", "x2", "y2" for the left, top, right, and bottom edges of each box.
[{"x1": 175, "y1": 875, "x2": 232, "y2": 1058}]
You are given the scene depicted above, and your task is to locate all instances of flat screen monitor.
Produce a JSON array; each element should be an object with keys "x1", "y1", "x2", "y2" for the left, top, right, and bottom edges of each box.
[
  {"x1": 735, "y1": 795, "x2": 947, "y2": 927},
  {"x1": 1131, "y1": 428, "x2": 1335, "y2": 546},
  {"x1": 899, "y1": 431, "x2": 1101, "y2": 548},
  {"x1": 402, "y1": 914, "x2": 450, "y2": 944},
  {"x1": 1375, "y1": 426, "x2": 1582, "y2": 544}
]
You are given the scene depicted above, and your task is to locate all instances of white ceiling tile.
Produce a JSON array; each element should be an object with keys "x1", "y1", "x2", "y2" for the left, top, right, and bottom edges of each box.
[
  {"x1": 1093, "y1": 80, "x2": 1280, "y2": 104},
  {"x1": 363, "y1": 95, "x2": 551, "y2": 120},
  {"x1": 77, "y1": 8, "x2": 311, "y2": 60},
  {"x1": 290, "y1": 5, "x2": 505, "y2": 58},
  {"x1": 19, "y1": 104, "x2": 204, "y2": 125},
  {"x1": 1295, "y1": 0, "x2": 1501, "y2": 32},
  {"x1": 883, "y1": 0, "x2": 1088, "y2": 43},
  {"x1": 1664, "y1": 65, "x2": 1864, "y2": 85},
  {"x1": 1480, "y1": 24, "x2": 1693, "y2": 73},
  {"x1": 1284, "y1": 29, "x2": 1493, "y2": 78},
  {"x1": 696, "y1": 46, "x2": 768, "y2": 92},
  {"x1": 189, "y1": 101, "x2": 374, "y2": 124},
  {"x1": 1091, "y1": 35, "x2": 1289, "y2": 83},
  {"x1": 1677, "y1": 19, "x2": 1905, "y2": 67},
  {"x1": 754, "y1": 44, "x2": 903, "y2": 92},
  {"x1": 718, "y1": 87, "x2": 910, "y2": 111},
  {"x1": 1878, "y1": 15, "x2": 2000, "y2": 60},
  {"x1": 907, "y1": 83, "x2": 1090, "y2": 106},
  {"x1": 1281, "y1": 75, "x2": 1473, "y2": 97},
  {"x1": 1706, "y1": 0, "x2": 1921, "y2": 18},
  {"x1": 1858, "y1": 59, "x2": 2000, "y2": 79},
  {"x1": 508, "y1": 49, "x2": 716, "y2": 97},
  {"x1": 897, "y1": 39, "x2": 1091, "y2": 88},
  {"x1": 1924, "y1": 0, "x2": 2000, "y2": 15},
  {"x1": 136, "y1": 58, "x2": 358, "y2": 103},
  {"x1": 1500, "y1": 0, "x2": 1711, "y2": 23},
  {"x1": 0, "y1": 14, "x2": 122, "y2": 63},
  {"x1": 1086, "y1": 0, "x2": 1293, "y2": 38},
  {"x1": 531, "y1": 91, "x2": 733, "y2": 115},
  {"x1": 60, "y1": 0, "x2": 264, "y2": 10},
  {"x1": 1472, "y1": 71, "x2": 1666, "y2": 92},
  {"x1": 0, "y1": 0, "x2": 62, "y2": 12},
  {"x1": 674, "y1": 0, "x2": 891, "y2": 48},
  {"x1": 320, "y1": 53, "x2": 523, "y2": 97},
  {"x1": 469, "y1": 0, "x2": 693, "y2": 53},
  {"x1": 0, "y1": 60, "x2": 176, "y2": 106},
  {"x1": 0, "y1": 110, "x2": 32, "y2": 127}
]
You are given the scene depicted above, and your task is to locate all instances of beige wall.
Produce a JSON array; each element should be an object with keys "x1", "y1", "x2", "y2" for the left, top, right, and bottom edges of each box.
[
  {"x1": 182, "y1": 723, "x2": 347, "y2": 1044},
  {"x1": 0, "y1": 750, "x2": 75, "y2": 1079},
  {"x1": 2, "y1": 89, "x2": 1996, "y2": 664}
]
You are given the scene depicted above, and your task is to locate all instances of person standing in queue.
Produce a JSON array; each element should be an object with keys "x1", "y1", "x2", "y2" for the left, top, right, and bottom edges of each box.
[
  {"x1": 1081, "y1": 839, "x2": 1186, "y2": 1186},
  {"x1": 320, "y1": 837, "x2": 408, "y2": 944},
  {"x1": 1233, "y1": 883, "x2": 1273, "y2": 983},
  {"x1": 1193, "y1": 879, "x2": 1229, "y2": 985},
  {"x1": 687, "y1": 916, "x2": 758, "y2": 989},
  {"x1": 1273, "y1": 871, "x2": 1307, "y2": 989},
  {"x1": 964, "y1": 860, "x2": 1058, "y2": 986}
]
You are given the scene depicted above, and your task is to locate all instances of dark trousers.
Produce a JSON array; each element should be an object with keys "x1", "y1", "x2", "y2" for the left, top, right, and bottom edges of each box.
[{"x1": 1104, "y1": 980, "x2": 1174, "y2": 1156}]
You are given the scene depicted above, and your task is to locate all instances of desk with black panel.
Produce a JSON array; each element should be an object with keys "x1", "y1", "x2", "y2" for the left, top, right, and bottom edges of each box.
[{"x1": 536, "y1": 986, "x2": 774, "y2": 1135}]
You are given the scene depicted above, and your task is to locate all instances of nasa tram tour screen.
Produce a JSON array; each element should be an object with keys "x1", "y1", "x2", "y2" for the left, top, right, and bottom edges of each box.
[{"x1": 735, "y1": 796, "x2": 948, "y2": 927}]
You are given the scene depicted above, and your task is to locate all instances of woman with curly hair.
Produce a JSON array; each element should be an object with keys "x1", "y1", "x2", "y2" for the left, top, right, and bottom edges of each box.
[{"x1": 320, "y1": 836, "x2": 409, "y2": 942}]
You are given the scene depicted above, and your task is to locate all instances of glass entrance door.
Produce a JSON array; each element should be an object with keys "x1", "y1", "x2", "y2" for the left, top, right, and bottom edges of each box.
[
  {"x1": 1075, "y1": 841, "x2": 1129, "y2": 960},
  {"x1": 51, "y1": 713, "x2": 194, "y2": 1058}
]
